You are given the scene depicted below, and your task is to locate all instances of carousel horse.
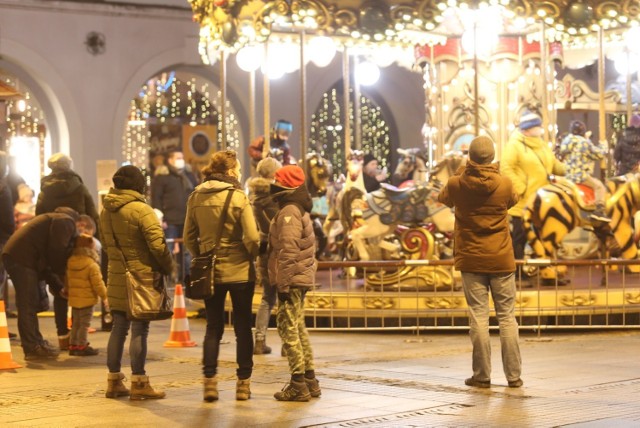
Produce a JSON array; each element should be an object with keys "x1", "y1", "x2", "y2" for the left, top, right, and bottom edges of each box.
[
  {"x1": 391, "y1": 147, "x2": 429, "y2": 187},
  {"x1": 523, "y1": 173, "x2": 640, "y2": 278},
  {"x1": 303, "y1": 152, "x2": 332, "y2": 198},
  {"x1": 428, "y1": 150, "x2": 466, "y2": 189}
]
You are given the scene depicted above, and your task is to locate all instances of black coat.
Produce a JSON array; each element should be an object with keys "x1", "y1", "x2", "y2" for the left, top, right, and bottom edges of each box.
[
  {"x1": 0, "y1": 179, "x2": 15, "y2": 244},
  {"x1": 2, "y1": 212, "x2": 77, "y2": 278},
  {"x1": 36, "y1": 171, "x2": 99, "y2": 227},
  {"x1": 151, "y1": 165, "x2": 196, "y2": 225},
  {"x1": 614, "y1": 127, "x2": 640, "y2": 175}
]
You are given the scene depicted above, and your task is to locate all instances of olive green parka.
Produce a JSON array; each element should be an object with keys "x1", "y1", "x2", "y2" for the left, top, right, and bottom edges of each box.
[
  {"x1": 99, "y1": 188, "x2": 173, "y2": 313},
  {"x1": 184, "y1": 179, "x2": 260, "y2": 285}
]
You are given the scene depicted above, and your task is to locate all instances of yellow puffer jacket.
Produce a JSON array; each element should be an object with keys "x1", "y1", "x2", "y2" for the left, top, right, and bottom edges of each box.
[{"x1": 66, "y1": 247, "x2": 107, "y2": 308}]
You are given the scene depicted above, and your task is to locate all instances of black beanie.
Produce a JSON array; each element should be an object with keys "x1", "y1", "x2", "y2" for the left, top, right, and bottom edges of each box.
[{"x1": 113, "y1": 165, "x2": 146, "y2": 194}]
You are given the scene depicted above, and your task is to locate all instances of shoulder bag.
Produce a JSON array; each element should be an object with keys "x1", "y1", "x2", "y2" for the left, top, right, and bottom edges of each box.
[
  {"x1": 184, "y1": 189, "x2": 234, "y2": 300},
  {"x1": 109, "y1": 215, "x2": 173, "y2": 321}
]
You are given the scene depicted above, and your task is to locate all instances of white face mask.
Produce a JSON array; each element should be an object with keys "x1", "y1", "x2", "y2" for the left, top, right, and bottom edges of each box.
[{"x1": 173, "y1": 159, "x2": 185, "y2": 170}]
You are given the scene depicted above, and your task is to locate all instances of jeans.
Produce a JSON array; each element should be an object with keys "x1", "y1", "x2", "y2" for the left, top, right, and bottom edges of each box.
[
  {"x1": 4, "y1": 258, "x2": 44, "y2": 353},
  {"x1": 165, "y1": 223, "x2": 190, "y2": 280},
  {"x1": 106, "y1": 310, "x2": 150, "y2": 375},
  {"x1": 70, "y1": 306, "x2": 93, "y2": 347},
  {"x1": 254, "y1": 255, "x2": 276, "y2": 342},
  {"x1": 277, "y1": 288, "x2": 315, "y2": 375},
  {"x1": 461, "y1": 272, "x2": 522, "y2": 383},
  {"x1": 203, "y1": 281, "x2": 255, "y2": 379}
]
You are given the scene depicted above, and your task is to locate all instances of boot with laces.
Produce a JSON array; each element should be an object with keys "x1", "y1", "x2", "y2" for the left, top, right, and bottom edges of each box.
[
  {"x1": 203, "y1": 377, "x2": 218, "y2": 402},
  {"x1": 236, "y1": 378, "x2": 251, "y2": 400},
  {"x1": 274, "y1": 379, "x2": 311, "y2": 402},
  {"x1": 105, "y1": 372, "x2": 130, "y2": 398},
  {"x1": 304, "y1": 377, "x2": 321, "y2": 397},
  {"x1": 130, "y1": 375, "x2": 165, "y2": 400}
]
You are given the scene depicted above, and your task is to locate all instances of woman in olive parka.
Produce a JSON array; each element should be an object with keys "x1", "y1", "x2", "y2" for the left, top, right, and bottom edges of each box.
[{"x1": 100, "y1": 165, "x2": 173, "y2": 401}]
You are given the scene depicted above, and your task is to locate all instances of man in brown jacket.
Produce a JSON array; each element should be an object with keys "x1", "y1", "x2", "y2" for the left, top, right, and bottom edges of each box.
[{"x1": 437, "y1": 135, "x2": 523, "y2": 389}]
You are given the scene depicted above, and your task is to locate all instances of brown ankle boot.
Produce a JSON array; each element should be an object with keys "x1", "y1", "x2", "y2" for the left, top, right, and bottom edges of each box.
[
  {"x1": 58, "y1": 334, "x2": 70, "y2": 351},
  {"x1": 105, "y1": 372, "x2": 130, "y2": 398},
  {"x1": 236, "y1": 378, "x2": 251, "y2": 400},
  {"x1": 130, "y1": 375, "x2": 165, "y2": 400},
  {"x1": 203, "y1": 377, "x2": 218, "y2": 402}
]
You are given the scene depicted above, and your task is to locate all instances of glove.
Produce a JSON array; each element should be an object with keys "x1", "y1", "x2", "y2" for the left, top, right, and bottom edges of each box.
[{"x1": 277, "y1": 292, "x2": 292, "y2": 304}]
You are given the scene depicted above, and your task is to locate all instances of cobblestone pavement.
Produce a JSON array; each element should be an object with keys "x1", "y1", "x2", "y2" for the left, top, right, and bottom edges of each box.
[{"x1": 1, "y1": 314, "x2": 639, "y2": 427}]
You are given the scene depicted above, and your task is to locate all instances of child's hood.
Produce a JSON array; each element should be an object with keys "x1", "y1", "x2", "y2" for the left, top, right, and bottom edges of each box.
[{"x1": 68, "y1": 247, "x2": 100, "y2": 270}]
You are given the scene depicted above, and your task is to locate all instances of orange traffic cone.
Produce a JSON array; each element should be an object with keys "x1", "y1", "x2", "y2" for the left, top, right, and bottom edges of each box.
[
  {"x1": 0, "y1": 301, "x2": 22, "y2": 370},
  {"x1": 164, "y1": 284, "x2": 197, "y2": 348}
]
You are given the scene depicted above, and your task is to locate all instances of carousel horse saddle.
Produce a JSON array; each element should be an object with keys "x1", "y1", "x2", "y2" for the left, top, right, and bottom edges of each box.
[
  {"x1": 379, "y1": 182, "x2": 414, "y2": 203},
  {"x1": 365, "y1": 184, "x2": 430, "y2": 225},
  {"x1": 553, "y1": 180, "x2": 595, "y2": 211}
]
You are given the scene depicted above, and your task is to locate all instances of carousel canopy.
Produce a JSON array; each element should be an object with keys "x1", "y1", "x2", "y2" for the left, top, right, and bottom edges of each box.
[{"x1": 189, "y1": 0, "x2": 640, "y2": 65}]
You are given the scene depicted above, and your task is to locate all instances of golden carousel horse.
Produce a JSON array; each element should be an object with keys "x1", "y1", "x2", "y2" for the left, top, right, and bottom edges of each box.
[
  {"x1": 303, "y1": 152, "x2": 333, "y2": 257},
  {"x1": 523, "y1": 173, "x2": 640, "y2": 280}
]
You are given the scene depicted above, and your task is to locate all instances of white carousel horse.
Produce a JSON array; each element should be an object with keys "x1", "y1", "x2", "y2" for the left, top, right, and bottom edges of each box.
[{"x1": 391, "y1": 147, "x2": 429, "y2": 187}]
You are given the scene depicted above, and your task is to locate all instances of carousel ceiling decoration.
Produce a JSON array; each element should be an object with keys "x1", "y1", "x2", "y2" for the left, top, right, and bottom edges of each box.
[{"x1": 189, "y1": 0, "x2": 640, "y2": 64}]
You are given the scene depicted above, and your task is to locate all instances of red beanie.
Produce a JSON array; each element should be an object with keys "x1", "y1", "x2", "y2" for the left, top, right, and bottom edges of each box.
[{"x1": 274, "y1": 165, "x2": 305, "y2": 189}]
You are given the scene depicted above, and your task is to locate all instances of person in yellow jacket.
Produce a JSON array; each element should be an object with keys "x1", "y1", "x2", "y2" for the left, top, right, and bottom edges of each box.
[
  {"x1": 500, "y1": 110, "x2": 565, "y2": 266},
  {"x1": 65, "y1": 233, "x2": 108, "y2": 356}
]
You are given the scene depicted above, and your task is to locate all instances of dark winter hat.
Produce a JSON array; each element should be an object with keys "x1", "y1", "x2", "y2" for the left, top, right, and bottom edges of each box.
[
  {"x1": 468, "y1": 136, "x2": 495, "y2": 165},
  {"x1": 274, "y1": 165, "x2": 305, "y2": 189},
  {"x1": 630, "y1": 114, "x2": 640, "y2": 128},
  {"x1": 256, "y1": 157, "x2": 282, "y2": 179},
  {"x1": 113, "y1": 165, "x2": 146, "y2": 194},
  {"x1": 519, "y1": 110, "x2": 543, "y2": 131},
  {"x1": 48, "y1": 152, "x2": 73, "y2": 172},
  {"x1": 570, "y1": 120, "x2": 587, "y2": 136},
  {"x1": 363, "y1": 153, "x2": 377, "y2": 167}
]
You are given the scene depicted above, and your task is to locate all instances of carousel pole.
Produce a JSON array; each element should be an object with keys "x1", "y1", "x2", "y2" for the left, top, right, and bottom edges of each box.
[
  {"x1": 263, "y1": 42, "x2": 271, "y2": 158},
  {"x1": 343, "y1": 47, "x2": 351, "y2": 166},
  {"x1": 598, "y1": 27, "x2": 607, "y2": 181},
  {"x1": 473, "y1": 21, "x2": 480, "y2": 135},
  {"x1": 354, "y1": 56, "x2": 362, "y2": 151},
  {"x1": 626, "y1": 48, "x2": 633, "y2": 122},
  {"x1": 300, "y1": 30, "x2": 308, "y2": 174},
  {"x1": 249, "y1": 69, "x2": 256, "y2": 145},
  {"x1": 540, "y1": 22, "x2": 550, "y2": 145},
  {"x1": 220, "y1": 50, "x2": 227, "y2": 150}
]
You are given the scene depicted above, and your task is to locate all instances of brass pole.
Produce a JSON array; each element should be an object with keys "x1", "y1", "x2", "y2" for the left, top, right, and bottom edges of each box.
[
  {"x1": 343, "y1": 47, "x2": 351, "y2": 166},
  {"x1": 627, "y1": 48, "x2": 633, "y2": 122},
  {"x1": 249, "y1": 69, "x2": 256, "y2": 145},
  {"x1": 263, "y1": 42, "x2": 270, "y2": 158},
  {"x1": 473, "y1": 22, "x2": 479, "y2": 135},
  {"x1": 354, "y1": 56, "x2": 362, "y2": 151},
  {"x1": 598, "y1": 27, "x2": 607, "y2": 181},
  {"x1": 300, "y1": 30, "x2": 308, "y2": 174},
  {"x1": 220, "y1": 50, "x2": 227, "y2": 150},
  {"x1": 540, "y1": 22, "x2": 550, "y2": 145}
]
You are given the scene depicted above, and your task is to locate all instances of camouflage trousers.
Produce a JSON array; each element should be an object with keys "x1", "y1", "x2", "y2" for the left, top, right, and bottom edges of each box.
[{"x1": 276, "y1": 287, "x2": 315, "y2": 375}]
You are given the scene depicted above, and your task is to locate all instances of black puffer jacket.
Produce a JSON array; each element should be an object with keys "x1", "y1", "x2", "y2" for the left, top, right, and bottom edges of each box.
[
  {"x1": 36, "y1": 171, "x2": 99, "y2": 227},
  {"x1": 151, "y1": 165, "x2": 196, "y2": 225},
  {"x1": 614, "y1": 127, "x2": 640, "y2": 175},
  {"x1": 267, "y1": 184, "x2": 316, "y2": 293}
]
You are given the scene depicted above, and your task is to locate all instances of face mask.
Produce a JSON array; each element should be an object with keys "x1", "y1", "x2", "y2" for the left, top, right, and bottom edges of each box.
[{"x1": 173, "y1": 159, "x2": 185, "y2": 170}]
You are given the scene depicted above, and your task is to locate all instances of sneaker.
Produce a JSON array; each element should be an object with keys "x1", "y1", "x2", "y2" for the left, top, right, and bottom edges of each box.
[
  {"x1": 508, "y1": 378, "x2": 524, "y2": 388},
  {"x1": 465, "y1": 377, "x2": 490, "y2": 388},
  {"x1": 304, "y1": 377, "x2": 321, "y2": 398},
  {"x1": 274, "y1": 380, "x2": 311, "y2": 402},
  {"x1": 24, "y1": 345, "x2": 59, "y2": 361},
  {"x1": 73, "y1": 345, "x2": 99, "y2": 356}
]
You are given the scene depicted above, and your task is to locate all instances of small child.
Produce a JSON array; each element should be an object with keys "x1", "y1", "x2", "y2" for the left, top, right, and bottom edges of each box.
[
  {"x1": 76, "y1": 214, "x2": 102, "y2": 255},
  {"x1": 66, "y1": 234, "x2": 108, "y2": 356}
]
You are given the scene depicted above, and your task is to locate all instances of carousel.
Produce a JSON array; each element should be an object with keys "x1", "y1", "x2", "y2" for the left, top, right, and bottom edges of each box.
[{"x1": 188, "y1": 0, "x2": 640, "y2": 329}]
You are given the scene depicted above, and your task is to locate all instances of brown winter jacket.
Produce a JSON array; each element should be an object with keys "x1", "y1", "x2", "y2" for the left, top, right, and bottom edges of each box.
[
  {"x1": 183, "y1": 179, "x2": 260, "y2": 285},
  {"x1": 437, "y1": 161, "x2": 518, "y2": 273},
  {"x1": 268, "y1": 184, "x2": 317, "y2": 293}
]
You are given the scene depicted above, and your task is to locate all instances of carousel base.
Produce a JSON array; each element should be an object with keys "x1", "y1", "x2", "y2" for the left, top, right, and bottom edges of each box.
[{"x1": 247, "y1": 266, "x2": 640, "y2": 329}]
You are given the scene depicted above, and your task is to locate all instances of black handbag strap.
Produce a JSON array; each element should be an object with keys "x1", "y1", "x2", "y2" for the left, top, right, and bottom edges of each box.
[{"x1": 211, "y1": 189, "x2": 234, "y2": 253}]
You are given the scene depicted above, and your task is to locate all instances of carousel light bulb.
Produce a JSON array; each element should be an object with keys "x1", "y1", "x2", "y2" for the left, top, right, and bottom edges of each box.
[
  {"x1": 355, "y1": 61, "x2": 380, "y2": 86},
  {"x1": 309, "y1": 37, "x2": 336, "y2": 67},
  {"x1": 236, "y1": 45, "x2": 264, "y2": 72},
  {"x1": 17, "y1": 99, "x2": 26, "y2": 112}
]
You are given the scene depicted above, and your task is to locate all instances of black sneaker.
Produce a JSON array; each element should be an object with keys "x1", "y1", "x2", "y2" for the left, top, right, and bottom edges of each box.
[
  {"x1": 24, "y1": 345, "x2": 59, "y2": 361},
  {"x1": 73, "y1": 345, "x2": 99, "y2": 356}
]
